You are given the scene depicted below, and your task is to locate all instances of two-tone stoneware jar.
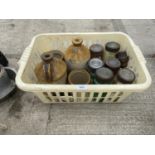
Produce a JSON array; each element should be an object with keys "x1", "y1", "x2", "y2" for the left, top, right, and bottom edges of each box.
[
  {"x1": 64, "y1": 38, "x2": 90, "y2": 71},
  {"x1": 34, "y1": 50, "x2": 67, "y2": 84}
]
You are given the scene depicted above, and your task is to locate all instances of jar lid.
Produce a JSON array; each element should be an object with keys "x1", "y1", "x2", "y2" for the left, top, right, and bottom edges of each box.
[
  {"x1": 116, "y1": 51, "x2": 129, "y2": 63},
  {"x1": 105, "y1": 42, "x2": 120, "y2": 53},
  {"x1": 88, "y1": 58, "x2": 104, "y2": 71},
  {"x1": 95, "y1": 67, "x2": 114, "y2": 83},
  {"x1": 117, "y1": 68, "x2": 135, "y2": 84},
  {"x1": 105, "y1": 58, "x2": 121, "y2": 70},
  {"x1": 89, "y1": 44, "x2": 104, "y2": 53}
]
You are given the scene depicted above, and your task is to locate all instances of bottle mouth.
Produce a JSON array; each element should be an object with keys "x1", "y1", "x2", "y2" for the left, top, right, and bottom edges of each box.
[
  {"x1": 41, "y1": 52, "x2": 53, "y2": 62},
  {"x1": 72, "y1": 37, "x2": 83, "y2": 45}
]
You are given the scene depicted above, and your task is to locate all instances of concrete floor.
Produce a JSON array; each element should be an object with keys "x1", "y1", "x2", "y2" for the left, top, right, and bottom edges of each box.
[{"x1": 0, "y1": 19, "x2": 155, "y2": 134}]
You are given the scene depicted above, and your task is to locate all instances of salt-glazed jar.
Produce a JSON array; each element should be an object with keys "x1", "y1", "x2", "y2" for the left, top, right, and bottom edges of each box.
[
  {"x1": 105, "y1": 41, "x2": 120, "y2": 60},
  {"x1": 34, "y1": 50, "x2": 67, "y2": 84},
  {"x1": 105, "y1": 58, "x2": 121, "y2": 74},
  {"x1": 89, "y1": 44, "x2": 104, "y2": 60},
  {"x1": 94, "y1": 67, "x2": 114, "y2": 84},
  {"x1": 117, "y1": 68, "x2": 135, "y2": 84},
  {"x1": 87, "y1": 58, "x2": 104, "y2": 82},
  {"x1": 115, "y1": 51, "x2": 129, "y2": 68},
  {"x1": 64, "y1": 37, "x2": 90, "y2": 71}
]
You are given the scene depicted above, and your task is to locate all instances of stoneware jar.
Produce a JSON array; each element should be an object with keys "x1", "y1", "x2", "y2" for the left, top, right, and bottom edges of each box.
[
  {"x1": 117, "y1": 68, "x2": 135, "y2": 84},
  {"x1": 64, "y1": 37, "x2": 90, "y2": 71},
  {"x1": 105, "y1": 41, "x2": 120, "y2": 60},
  {"x1": 105, "y1": 58, "x2": 121, "y2": 74},
  {"x1": 34, "y1": 50, "x2": 67, "y2": 84},
  {"x1": 68, "y1": 69, "x2": 91, "y2": 84},
  {"x1": 115, "y1": 51, "x2": 129, "y2": 68},
  {"x1": 94, "y1": 67, "x2": 114, "y2": 84},
  {"x1": 89, "y1": 44, "x2": 104, "y2": 60}
]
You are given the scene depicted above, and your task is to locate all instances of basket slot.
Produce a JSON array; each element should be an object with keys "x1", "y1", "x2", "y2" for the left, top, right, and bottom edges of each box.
[
  {"x1": 96, "y1": 92, "x2": 103, "y2": 102},
  {"x1": 104, "y1": 92, "x2": 113, "y2": 103},
  {"x1": 111, "y1": 92, "x2": 121, "y2": 102},
  {"x1": 88, "y1": 92, "x2": 95, "y2": 103},
  {"x1": 117, "y1": 92, "x2": 132, "y2": 103}
]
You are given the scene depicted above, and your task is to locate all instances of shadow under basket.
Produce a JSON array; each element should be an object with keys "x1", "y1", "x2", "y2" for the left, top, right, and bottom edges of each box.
[{"x1": 16, "y1": 32, "x2": 151, "y2": 103}]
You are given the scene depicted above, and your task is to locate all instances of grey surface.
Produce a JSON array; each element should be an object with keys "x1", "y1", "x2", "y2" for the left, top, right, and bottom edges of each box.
[{"x1": 0, "y1": 19, "x2": 155, "y2": 135}]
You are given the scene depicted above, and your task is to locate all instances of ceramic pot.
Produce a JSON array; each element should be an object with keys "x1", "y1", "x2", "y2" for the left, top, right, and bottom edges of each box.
[
  {"x1": 105, "y1": 42, "x2": 120, "y2": 60},
  {"x1": 68, "y1": 69, "x2": 91, "y2": 84},
  {"x1": 94, "y1": 67, "x2": 114, "y2": 84},
  {"x1": 89, "y1": 44, "x2": 104, "y2": 60},
  {"x1": 117, "y1": 68, "x2": 135, "y2": 84}
]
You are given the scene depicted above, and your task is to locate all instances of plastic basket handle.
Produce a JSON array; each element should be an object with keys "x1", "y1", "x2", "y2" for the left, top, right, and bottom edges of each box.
[
  {"x1": 18, "y1": 46, "x2": 31, "y2": 66},
  {"x1": 135, "y1": 45, "x2": 146, "y2": 64}
]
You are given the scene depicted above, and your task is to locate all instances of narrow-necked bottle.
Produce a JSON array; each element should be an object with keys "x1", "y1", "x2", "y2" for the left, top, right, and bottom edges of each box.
[
  {"x1": 64, "y1": 37, "x2": 90, "y2": 71},
  {"x1": 34, "y1": 50, "x2": 67, "y2": 84}
]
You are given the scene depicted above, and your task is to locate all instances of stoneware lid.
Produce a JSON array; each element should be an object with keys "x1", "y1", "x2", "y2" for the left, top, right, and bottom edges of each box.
[
  {"x1": 105, "y1": 42, "x2": 120, "y2": 53},
  {"x1": 95, "y1": 67, "x2": 114, "y2": 83},
  {"x1": 105, "y1": 58, "x2": 121, "y2": 70},
  {"x1": 89, "y1": 44, "x2": 104, "y2": 53},
  {"x1": 117, "y1": 68, "x2": 136, "y2": 84},
  {"x1": 0, "y1": 65, "x2": 16, "y2": 101},
  {"x1": 116, "y1": 51, "x2": 129, "y2": 63},
  {"x1": 88, "y1": 58, "x2": 104, "y2": 72}
]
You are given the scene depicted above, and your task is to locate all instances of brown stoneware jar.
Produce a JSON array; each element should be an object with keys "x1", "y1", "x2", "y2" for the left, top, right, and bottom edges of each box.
[
  {"x1": 89, "y1": 44, "x2": 104, "y2": 60},
  {"x1": 115, "y1": 51, "x2": 129, "y2": 68},
  {"x1": 64, "y1": 37, "x2": 90, "y2": 71},
  {"x1": 34, "y1": 50, "x2": 67, "y2": 84},
  {"x1": 105, "y1": 58, "x2": 121, "y2": 74},
  {"x1": 117, "y1": 68, "x2": 135, "y2": 84},
  {"x1": 68, "y1": 69, "x2": 91, "y2": 84}
]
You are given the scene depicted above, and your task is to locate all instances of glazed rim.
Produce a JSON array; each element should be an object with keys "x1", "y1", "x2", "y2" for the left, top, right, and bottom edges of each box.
[
  {"x1": 68, "y1": 70, "x2": 90, "y2": 84},
  {"x1": 72, "y1": 37, "x2": 83, "y2": 45},
  {"x1": 41, "y1": 52, "x2": 53, "y2": 62}
]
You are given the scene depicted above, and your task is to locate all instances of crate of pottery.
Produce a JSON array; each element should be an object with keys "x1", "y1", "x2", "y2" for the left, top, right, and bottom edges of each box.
[{"x1": 16, "y1": 32, "x2": 152, "y2": 103}]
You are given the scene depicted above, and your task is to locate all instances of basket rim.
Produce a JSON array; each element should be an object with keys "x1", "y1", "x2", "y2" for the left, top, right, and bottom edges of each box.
[{"x1": 16, "y1": 32, "x2": 152, "y2": 92}]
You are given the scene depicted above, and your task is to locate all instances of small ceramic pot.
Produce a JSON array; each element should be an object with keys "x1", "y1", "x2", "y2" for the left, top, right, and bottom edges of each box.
[
  {"x1": 117, "y1": 68, "x2": 135, "y2": 84},
  {"x1": 89, "y1": 44, "x2": 104, "y2": 60},
  {"x1": 115, "y1": 51, "x2": 129, "y2": 68},
  {"x1": 105, "y1": 42, "x2": 120, "y2": 60},
  {"x1": 105, "y1": 58, "x2": 121, "y2": 74},
  {"x1": 68, "y1": 69, "x2": 91, "y2": 84},
  {"x1": 94, "y1": 67, "x2": 114, "y2": 84}
]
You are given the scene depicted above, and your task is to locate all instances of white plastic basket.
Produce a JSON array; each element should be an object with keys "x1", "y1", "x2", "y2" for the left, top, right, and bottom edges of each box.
[{"x1": 16, "y1": 32, "x2": 152, "y2": 103}]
